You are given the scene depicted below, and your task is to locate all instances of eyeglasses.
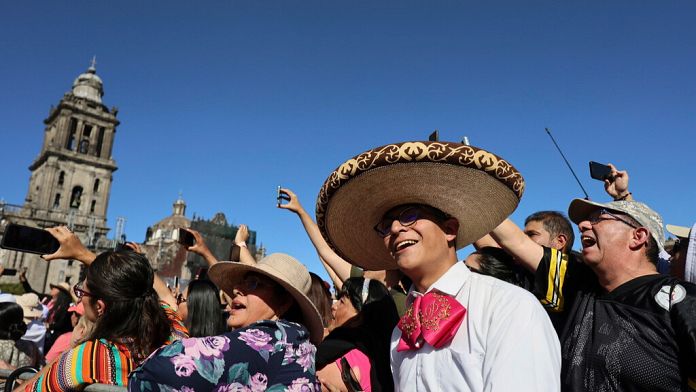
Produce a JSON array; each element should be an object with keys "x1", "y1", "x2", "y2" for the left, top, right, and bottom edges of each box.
[
  {"x1": 374, "y1": 205, "x2": 448, "y2": 237},
  {"x1": 588, "y1": 209, "x2": 640, "y2": 229},
  {"x1": 73, "y1": 282, "x2": 93, "y2": 300}
]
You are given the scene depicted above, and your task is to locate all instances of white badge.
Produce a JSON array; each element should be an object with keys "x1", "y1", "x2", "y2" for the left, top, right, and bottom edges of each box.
[{"x1": 655, "y1": 284, "x2": 686, "y2": 310}]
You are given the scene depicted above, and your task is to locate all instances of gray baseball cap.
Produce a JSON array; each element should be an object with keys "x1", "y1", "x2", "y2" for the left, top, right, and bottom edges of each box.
[{"x1": 568, "y1": 199, "x2": 665, "y2": 253}]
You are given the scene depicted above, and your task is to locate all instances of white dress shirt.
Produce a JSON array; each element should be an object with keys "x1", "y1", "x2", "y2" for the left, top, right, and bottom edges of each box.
[{"x1": 391, "y1": 262, "x2": 561, "y2": 391}]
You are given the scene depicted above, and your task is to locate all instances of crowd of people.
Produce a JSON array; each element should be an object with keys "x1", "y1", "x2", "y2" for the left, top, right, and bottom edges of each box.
[{"x1": 0, "y1": 140, "x2": 695, "y2": 392}]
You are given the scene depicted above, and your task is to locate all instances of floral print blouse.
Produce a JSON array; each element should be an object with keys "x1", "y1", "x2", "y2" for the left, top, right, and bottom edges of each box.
[{"x1": 128, "y1": 320, "x2": 318, "y2": 392}]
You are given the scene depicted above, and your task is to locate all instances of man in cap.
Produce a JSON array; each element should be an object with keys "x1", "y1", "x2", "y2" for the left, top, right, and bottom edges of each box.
[
  {"x1": 317, "y1": 141, "x2": 561, "y2": 391},
  {"x1": 553, "y1": 199, "x2": 695, "y2": 391}
]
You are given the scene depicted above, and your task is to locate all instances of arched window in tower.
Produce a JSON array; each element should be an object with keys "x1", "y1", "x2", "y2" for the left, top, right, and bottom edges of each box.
[
  {"x1": 90, "y1": 200, "x2": 96, "y2": 213},
  {"x1": 70, "y1": 186, "x2": 83, "y2": 209},
  {"x1": 93, "y1": 178, "x2": 100, "y2": 193},
  {"x1": 65, "y1": 118, "x2": 77, "y2": 150},
  {"x1": 53, "y1": 193, "x2": 61, "y2": 208},
  {"x1": 58, "y1": 171, "x2": 65, "y2": 186}
]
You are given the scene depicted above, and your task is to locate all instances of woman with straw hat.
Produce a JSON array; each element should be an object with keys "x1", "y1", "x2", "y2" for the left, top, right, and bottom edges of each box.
[{"x1": 129, "y1": 253, "x2": 324, "y2": 391}]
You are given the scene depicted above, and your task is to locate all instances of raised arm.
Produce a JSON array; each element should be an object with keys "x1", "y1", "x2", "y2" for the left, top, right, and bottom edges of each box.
[
  {"x1": 234, "y1": 224, "x2": 257, "y2": 265},
  {"x1": 278, "y1": 188, "x2": 352, "y2": 282},
  {"x1": 488, "y1": 219, "x2": 544, "y2": 272},
  {"x1": 604, "y1": 163, "x2": 633, "y2": 201},
  {"x1": 123, "y1": 242, "x2": 178, "y2": 309},
  {"x1": 43, "y1": 226, "x2": 97, "y2": 264},
  {"x1": 318, "y1": 255, "x2": 344, "y2": 290},
  {"x1": 185, "y1": 228, "x2": 219, "y2": 266}
]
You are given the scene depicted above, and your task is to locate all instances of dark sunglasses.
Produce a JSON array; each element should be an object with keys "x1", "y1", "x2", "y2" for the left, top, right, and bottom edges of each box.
[{"x1": 374, "y1": 205, "x2": 449, "y2": 237}]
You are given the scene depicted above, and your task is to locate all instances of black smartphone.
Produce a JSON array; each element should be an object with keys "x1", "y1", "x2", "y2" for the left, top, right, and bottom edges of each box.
[
  {"x1": 0, "y1": 224, "x2": 60, "y2": 255},
  {"x1": 589, "y1": 161, "x2": 612, "y2": 181},
  {"x1": 177, "y1": 228, "x2": 195, "y2": 247},
  {"x1": 1, "y1": 268, "x2": 18, "y2": 276}
]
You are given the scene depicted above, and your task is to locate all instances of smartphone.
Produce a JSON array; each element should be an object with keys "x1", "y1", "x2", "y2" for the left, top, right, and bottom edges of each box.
[
  {"x1": 174, "y1": 276, "x2": 180, "y2": 289},
  {"x1": 1, "y1": 268, "x2": 18, "y2": 276},
  {"x1": 0, "y1": 224, "x2": 60, "y2": 255},
  {"x1": 277, "y1": 185, "x2": 290, "y2": 207},
  {"x1": 589, "y1": 161, "x2": 612, "y2": 181},
  {"x1": 177, "y1": 228, "x2": 195, "y2": 247}
]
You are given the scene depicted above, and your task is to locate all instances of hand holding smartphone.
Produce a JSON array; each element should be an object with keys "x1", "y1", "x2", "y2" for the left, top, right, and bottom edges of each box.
[
  {"x1": 177, "y1": 228, "x2": 196, "y2": 247},
  {"x1": 277, "y1": 185, "x2": 290, "y2": 207},
  {"x1": 0, "y1": 224, "x2": 60, "y2": 255},
  {"x1": 589, "y1": 161, "x2": 613, "y2": 182}
]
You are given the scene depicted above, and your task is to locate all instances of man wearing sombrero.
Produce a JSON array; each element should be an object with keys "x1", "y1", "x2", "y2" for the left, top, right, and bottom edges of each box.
[{"x1": 317, "y1": 141, "x2": 561, "y2": 391}]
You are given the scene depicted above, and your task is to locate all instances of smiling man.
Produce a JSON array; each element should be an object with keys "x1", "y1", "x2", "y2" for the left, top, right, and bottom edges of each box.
[
  {"x1": 316, "y1": 141, "x2": 561, "y2": 391},
  {"x1": 549, "y1": 199, "x2": 696, "y2": 391}
]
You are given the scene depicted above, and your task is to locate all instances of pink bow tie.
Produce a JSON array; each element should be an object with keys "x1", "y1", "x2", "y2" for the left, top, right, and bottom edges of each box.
[{"x1": 397, "y1": 291, "x2": 466, "y2": 352}]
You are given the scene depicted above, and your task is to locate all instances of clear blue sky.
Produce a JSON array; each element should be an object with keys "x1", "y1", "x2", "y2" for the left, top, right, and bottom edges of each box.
[{"x1": 1, "y1": 1, "x2": 695, "y2": 281}]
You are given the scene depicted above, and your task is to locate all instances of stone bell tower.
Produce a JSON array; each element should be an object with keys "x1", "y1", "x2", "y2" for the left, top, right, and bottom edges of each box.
[
  {"x1": 24, "y1": 58, "x2": 118, "y2": 243},
  {"x1": 0, "y1": 58, "x2": 119, "y2": 292}
]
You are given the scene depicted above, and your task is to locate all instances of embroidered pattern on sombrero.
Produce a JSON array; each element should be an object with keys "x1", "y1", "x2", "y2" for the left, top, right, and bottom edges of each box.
[{"x1": 316, "y1": 141, "x2": 525, "y2": 224}]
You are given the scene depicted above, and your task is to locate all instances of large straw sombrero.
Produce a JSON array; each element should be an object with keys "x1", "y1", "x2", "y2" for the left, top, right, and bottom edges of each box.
[
  {"x1": 209, "y1": 253, "x2": 324, "y2": 345},
  {"x1": 316, "y1": 141, "x2": 525, "y2": 271}
]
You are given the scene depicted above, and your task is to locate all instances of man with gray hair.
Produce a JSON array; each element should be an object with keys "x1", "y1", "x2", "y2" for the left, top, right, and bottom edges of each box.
[{"x1": 546, "y1": 198, "x2": 696, "y2": 391}]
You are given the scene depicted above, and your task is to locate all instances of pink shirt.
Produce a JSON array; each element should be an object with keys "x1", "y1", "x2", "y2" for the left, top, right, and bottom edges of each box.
[
  {"x1": 335, "y1": 348, "x2": 372, "y2": 392},
  {"x1": 44, "y1": 332, "x2": 72, "y2": 363}
]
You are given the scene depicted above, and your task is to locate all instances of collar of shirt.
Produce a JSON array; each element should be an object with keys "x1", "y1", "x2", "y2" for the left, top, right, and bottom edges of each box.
[{"x1": 406, "y1": 262, "x2": 471, "y2": 304}]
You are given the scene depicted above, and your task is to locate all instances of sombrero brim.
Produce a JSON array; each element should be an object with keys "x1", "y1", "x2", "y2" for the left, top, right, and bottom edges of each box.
[
  {"x1": 317, "y1": 141, "x2": 524, "y2": 271},
  {"x1": 209, "y1": 261, "x2": 324, "y2": 345},
  {"x1": 666, "y1": 224, "x2": 690, "y2": 239}
]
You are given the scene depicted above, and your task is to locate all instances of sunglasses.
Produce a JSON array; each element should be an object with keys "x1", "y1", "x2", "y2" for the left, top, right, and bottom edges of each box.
[
  {"x1": 374, "y1": 205, "x2": 449, "y2": 237},
  {"x1": 232, "y1": 275, "x2": 274, "y2": 294},
  {"x1": 587, "y1": 209, "x2": 640, "y2": 230},
  {"x1": 73, "y1": 282, "x2": 94, "y2": 300}
]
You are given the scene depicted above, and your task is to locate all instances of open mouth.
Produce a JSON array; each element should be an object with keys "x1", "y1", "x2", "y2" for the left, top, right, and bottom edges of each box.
[
  {"x1": 230, "y1": 302, "x2": 246, "y2": 311},
  {"x1": 581, "y1": 236, "x2": 596, "y2": 248},
  {"x1": 394, "y1": 239, "x2": 418, "y2": 252}
]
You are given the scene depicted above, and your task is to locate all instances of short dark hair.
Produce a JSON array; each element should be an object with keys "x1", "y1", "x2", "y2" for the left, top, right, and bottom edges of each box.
[{"x1": 525, "y1": 211, "x2": 575, "y2": 251}]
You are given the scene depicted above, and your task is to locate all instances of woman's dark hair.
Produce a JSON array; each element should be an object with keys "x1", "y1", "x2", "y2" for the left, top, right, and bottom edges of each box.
[
  {"x1": 307, "y1": 272, "x2": 332, "y2": 328},
  {"x1": 471, "y1": 247, "x2": 535, "y2": 290},
  {"x1": 44, "y1": 289, "x2": 73, "y2": 351},
  {"x1": 0, "y1": 302, "x2": 28, "y2": 341},
  {"x1": 86, "y1": 251, "x2": 170, "y2": 362},
  {"x1": 185, "y1": 279, "x2": 226, "y2": 337},
  {"x1": 338, "y1": 277, "x2": 398, "y2": 332}
]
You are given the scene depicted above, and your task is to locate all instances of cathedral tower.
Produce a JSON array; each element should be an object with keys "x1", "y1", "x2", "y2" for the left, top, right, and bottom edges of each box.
[{"x1": 23, "y1": 59, "x2": 118, "y2": 245}]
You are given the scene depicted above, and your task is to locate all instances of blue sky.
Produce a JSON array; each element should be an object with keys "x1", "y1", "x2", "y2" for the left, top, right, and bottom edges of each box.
[{"x1": 1, "y1": 1, "x2": 695, "y2": 281}]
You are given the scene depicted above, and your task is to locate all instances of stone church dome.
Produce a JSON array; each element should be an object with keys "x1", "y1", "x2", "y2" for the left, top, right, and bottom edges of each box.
[{"x1": 72, "y1": 60, "x2": 104, "y2": 103}]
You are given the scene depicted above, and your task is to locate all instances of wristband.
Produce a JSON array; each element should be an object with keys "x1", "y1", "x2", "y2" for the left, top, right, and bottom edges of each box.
[{"x1": 615, "y1": 192, "x2": 632, "y2": 201}]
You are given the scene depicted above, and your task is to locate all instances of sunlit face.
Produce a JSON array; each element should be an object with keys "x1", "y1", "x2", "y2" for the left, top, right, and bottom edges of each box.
[
  {"x1": 330, "y1": 293, "x2": 358, "y2": 329},
  {"x1": 380, "y1": 205, "x2": 455, "y2": 275},
  {"x1": 226, "y1": 273, "x2": 288, "y2": 329},
  {"x1": 578, "y1": 209, "x2": 636, "y2": 267},
  {"x1": 524, "y1": 220, "x2": 555, "y2": 248}
]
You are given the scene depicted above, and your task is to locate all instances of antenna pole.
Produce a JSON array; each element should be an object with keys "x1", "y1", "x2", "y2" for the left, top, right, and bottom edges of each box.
[{"x1": 544, "y1": 128, "x2": 589, "y2": 199}]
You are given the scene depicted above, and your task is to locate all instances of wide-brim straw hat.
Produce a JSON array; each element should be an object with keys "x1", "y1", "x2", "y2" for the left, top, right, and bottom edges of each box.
[
  {"x1": 316, "y1": 141, "x2": 525, "y2": 270},
  {"x1": 666, "y1": 224, "x2": 691, "y2": 239},
  {"x1": 209, "y1": 253, "x2": 324, "y2": 345},
  {"x1": 15, "y1": 293, "x2": 43, "y2": 322}
]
